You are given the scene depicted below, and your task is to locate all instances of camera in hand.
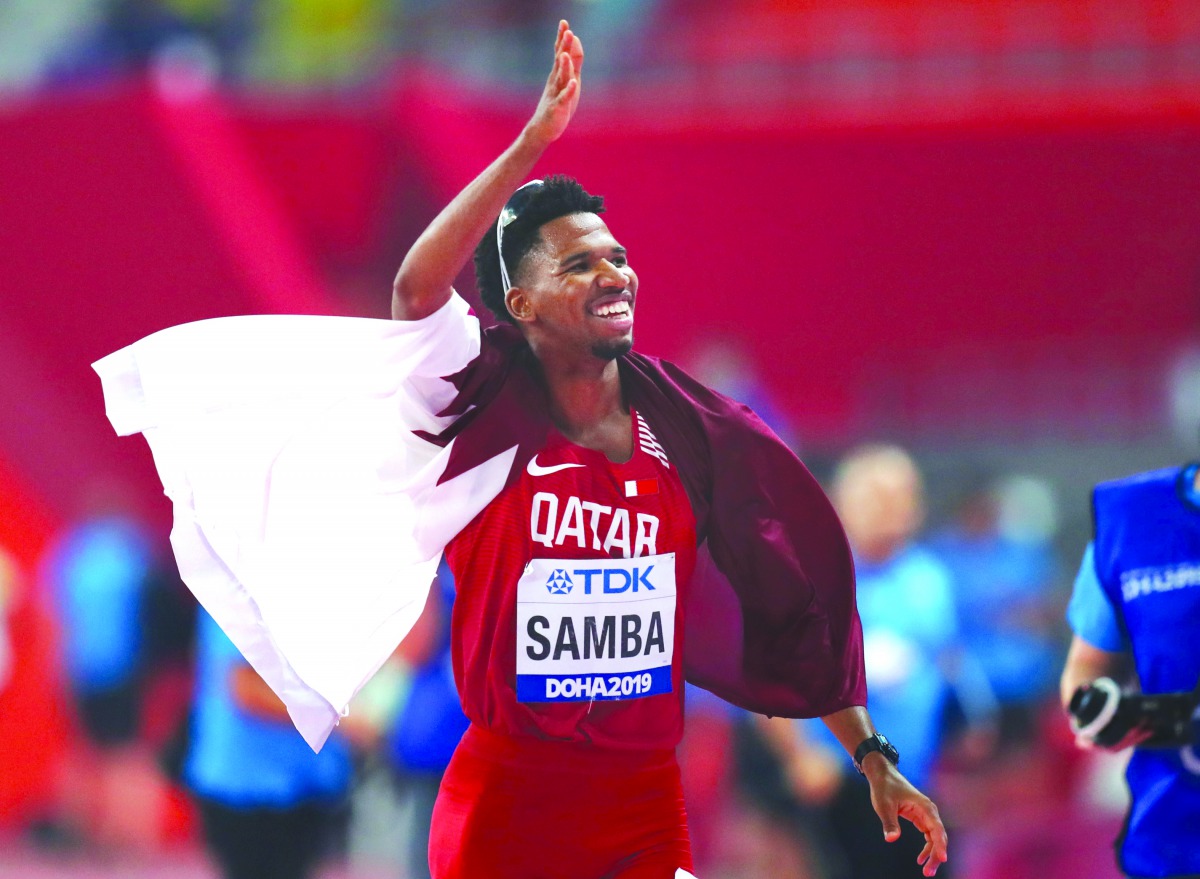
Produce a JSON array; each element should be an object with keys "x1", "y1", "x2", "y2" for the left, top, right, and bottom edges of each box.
[{"x1": 1068, "y1": 677, "x2": 1199, "y2": 749}]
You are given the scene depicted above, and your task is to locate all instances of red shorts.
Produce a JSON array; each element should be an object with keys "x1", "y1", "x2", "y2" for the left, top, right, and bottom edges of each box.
[{"x1": 429, "y1": 725, "x2": 693, "y2": 879}]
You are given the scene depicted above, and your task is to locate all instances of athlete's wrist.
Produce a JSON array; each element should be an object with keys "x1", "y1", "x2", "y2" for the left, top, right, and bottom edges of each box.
[
  {"x1": 517, "y1": 123, "x2": 556, "y2": 155},
  {"x1": 860, "y1": 750, "x2": 900, "y2": 781}
]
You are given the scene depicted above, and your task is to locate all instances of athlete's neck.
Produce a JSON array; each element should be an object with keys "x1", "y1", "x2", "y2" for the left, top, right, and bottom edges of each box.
[{"x1": 537, "y1": 358, "x2": 632, "y2": 463}]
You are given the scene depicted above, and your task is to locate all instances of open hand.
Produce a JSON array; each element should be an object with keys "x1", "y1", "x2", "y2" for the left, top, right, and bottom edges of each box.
[
  {"x1": 526, "y1": 20, "x2": 584, "y2": 147},
  {"x1": 865, "y1": 758, "x2": 949, "y2": 876}
]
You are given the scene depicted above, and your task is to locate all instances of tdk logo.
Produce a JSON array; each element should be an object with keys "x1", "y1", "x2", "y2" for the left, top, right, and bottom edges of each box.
[
  {"x1": 542, "y1": 566, "x2": 657, "y2": 595},
  {"x1": 545, "y1": 569, "x2": 574, "y2": 594}
]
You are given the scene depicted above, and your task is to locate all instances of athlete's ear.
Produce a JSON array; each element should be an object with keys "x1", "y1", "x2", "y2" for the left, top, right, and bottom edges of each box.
[{"x1": 505, "y1": 286, "x2": 535, "y2": 324}]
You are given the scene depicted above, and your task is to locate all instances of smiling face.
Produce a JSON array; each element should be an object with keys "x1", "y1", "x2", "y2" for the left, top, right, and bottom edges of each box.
[{"x1": 505, "y1": 212, "x2": 638, "y2": 362}]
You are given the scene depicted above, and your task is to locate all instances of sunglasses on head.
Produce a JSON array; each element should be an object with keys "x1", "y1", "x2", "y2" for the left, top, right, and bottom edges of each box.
[{"x1": 496, "y1": 179, "x2": 544, "y2": 293}]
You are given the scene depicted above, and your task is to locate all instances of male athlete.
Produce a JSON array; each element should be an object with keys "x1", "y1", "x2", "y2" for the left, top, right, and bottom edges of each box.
[
  {"x1": 94, "y1": 20, "x2": 948, "y2": 879},
  {"x1": 391, "y1": 20, "x2": 947, "y2": 879}
]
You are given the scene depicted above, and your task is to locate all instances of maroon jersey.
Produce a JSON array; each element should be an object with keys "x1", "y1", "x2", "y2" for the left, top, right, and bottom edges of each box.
[{"x1": 445, "y1": 409, "x2": 697, "y2": 751}]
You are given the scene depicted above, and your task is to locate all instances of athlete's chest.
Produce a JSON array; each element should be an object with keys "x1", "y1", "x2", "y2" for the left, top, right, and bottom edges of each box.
[
  {"x1": 455, "y1": 410, "x2": 696, "y2": 706},
  {"x1": 514, "y1": 410, "x2": 694, "y2": 560}
]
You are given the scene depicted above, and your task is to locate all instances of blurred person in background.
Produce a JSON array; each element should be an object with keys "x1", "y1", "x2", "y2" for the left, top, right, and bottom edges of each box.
[
  {"x1": 931, "y1": 474, "x2": 1064, "y2": 748},
  {"x1": 37, "y1": 477, "x2": 165, "y2": 850},
  {"x1": 382, "y1": 559, "x2": 469, "y2": 879},
  {"x1": 184, "y1": 609, "x2": 353, "y2": 879},
  {"x1": 331, "y1": 569, "x2": 447, "y2": 878},
  {"x1": 1060, "y1": 461, "x2": 1200, "y2": 879},
  {"x1": 687, "y1": 337, "x2": 800, "y2": 451},
  {"x1": 750, "y1": 444, "x2": 988, "y2": 879},
  {"x1": 683, "y1": 335, "x2": 803, "y2": 875}
]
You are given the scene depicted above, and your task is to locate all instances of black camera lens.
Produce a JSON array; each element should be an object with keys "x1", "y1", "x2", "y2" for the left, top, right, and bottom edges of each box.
[
  {"x1": 1069, "y1": 678, "x2": 1135, "y2": 748},
  {"x1": 1069, "y1": 684, "x2": 1110, "y2": 728}
]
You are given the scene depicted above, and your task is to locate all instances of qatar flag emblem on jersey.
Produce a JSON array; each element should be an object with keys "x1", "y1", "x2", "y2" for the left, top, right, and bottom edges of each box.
[{"x1": 624, "y1": 478, "x2": 659, "y2": 498}]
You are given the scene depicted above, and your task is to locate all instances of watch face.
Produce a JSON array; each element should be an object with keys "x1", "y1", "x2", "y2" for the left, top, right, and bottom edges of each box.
[
  {"x1": 855, "y1": 734, "x2": 899, "y2": 772},
  {"x1": 879, "y1": 735, "x2": 898, "y2": 758}
]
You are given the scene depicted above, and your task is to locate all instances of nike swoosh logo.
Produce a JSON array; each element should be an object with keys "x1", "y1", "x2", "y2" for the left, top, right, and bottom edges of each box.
[{"x1": 526, "y1": 455, "x2": 586, "y2": 477}]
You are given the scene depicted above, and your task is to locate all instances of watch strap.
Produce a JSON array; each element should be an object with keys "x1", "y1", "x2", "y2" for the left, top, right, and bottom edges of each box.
[{"x1": 853, "y1": 733, "x2": 899, "y2": 775}]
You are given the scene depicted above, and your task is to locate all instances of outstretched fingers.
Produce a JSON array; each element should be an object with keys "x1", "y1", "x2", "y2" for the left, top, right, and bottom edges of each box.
[
  {"x1": 547, "y1": 36, "x2": 581, "y2": 108},
  {"x1": 528, "y1": 21, "x2": 584, "y2": 145},
  {"x1": 551, "y1": 21, "x2": 583, "y2": 84},
  {"x1": 559, "y1": 74, "x2": 578, "y2": 105},
  {"x1": 564, "y1": 27, "x2": 584, "y2": 78},
  {"x1": 554, "y1": 19, "x2": 567, "y2": 57},
  {"x1": 901, "y1": 800, "x2": 949, "y2": 876},
  {"x1": 545, "y1": 46, "x2": 578, "y2": 97},
  {"x1": 549, "y1": 49, "x2": 569, "y2": 93}
]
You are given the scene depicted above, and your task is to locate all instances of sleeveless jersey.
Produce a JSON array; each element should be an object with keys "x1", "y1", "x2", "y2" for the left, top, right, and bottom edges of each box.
[
  {"x1": 1092, "y1": 465, "x2": 1200, "y2": 879},
  {"x1": 445, "y1": 409, "x2": 697, "y2": 752}
]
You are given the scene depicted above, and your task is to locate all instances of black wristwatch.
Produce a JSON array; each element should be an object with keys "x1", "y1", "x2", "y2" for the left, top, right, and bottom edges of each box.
[{"x1": 853, "y1": 733, "x2": 900, "y2": 775}]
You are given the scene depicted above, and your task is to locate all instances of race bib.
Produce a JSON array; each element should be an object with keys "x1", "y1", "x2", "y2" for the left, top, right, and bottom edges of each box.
[{"x1": 516, "y1": 553, "x2": 676, "y2": 703}]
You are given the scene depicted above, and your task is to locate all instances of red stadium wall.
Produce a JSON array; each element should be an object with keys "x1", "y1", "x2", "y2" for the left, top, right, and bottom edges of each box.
[
  {"x1": 3, "y1": 81, "x2": 1199, "y2": 515},
  {"x1": 0, "y1": 88, "x2": 338, "y2": 527}
]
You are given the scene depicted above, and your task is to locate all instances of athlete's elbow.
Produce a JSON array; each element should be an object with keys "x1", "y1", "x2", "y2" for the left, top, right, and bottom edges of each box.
[
  {"x1": 390, "y1": 277, "x2": 411, "y2": 321},
  {"x1": 391, "y1": 267, "x2": 431, "y2": 320}
]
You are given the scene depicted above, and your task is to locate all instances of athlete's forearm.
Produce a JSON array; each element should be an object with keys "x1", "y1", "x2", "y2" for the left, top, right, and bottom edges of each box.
[
  {"x1": 391, "y1": 129, "x2": 550, "y2": 321},
  {"x1": 820, "y1": 706, "x2": 898, "y2": 777},
  {"x1": 820, "y1": 704, "x2": 876, "y2": 757}
]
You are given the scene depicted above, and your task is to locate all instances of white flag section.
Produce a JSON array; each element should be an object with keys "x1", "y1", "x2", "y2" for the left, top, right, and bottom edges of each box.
[
  {"x1": 93, "y1": 295, "x2": 513, "y2": 752},
  {"x1": 675, "y1": 870, "x2": 699, "y2": 878}
]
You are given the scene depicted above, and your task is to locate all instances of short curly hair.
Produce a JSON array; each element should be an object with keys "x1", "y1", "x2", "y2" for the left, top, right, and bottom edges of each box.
[{"x1": 473, "y1": 175, "x2": 605, "y2": 324}]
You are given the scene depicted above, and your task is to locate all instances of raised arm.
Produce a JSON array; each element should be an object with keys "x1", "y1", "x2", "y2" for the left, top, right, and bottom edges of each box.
[{"x1": 391, "y1": 20, "x2": 585, "y2": 320}]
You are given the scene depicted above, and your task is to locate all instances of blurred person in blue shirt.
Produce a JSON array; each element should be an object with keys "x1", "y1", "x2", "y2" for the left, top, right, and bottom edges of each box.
[
  {"x1": 185, "y1": 610, "x2": 353, "y2": 879},
  {"x1": 751, "y1": 445, "x2": 983, "y2": 879},
  {"x1": 1060, "y1": 462, "x2": 1200, "y2": 879},
  {"x1": 931, "y1": 474, "x2": 1063, "y2": 745},
  {"x1": 43, "y1": 508, "x2": 153, "y2": 747},
  {"x1": 383, "y1": 558, "x2": 469, "y2": 879},
  {"x1": 37, "y1": 483, "x2": 164, "y2": 849}
]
